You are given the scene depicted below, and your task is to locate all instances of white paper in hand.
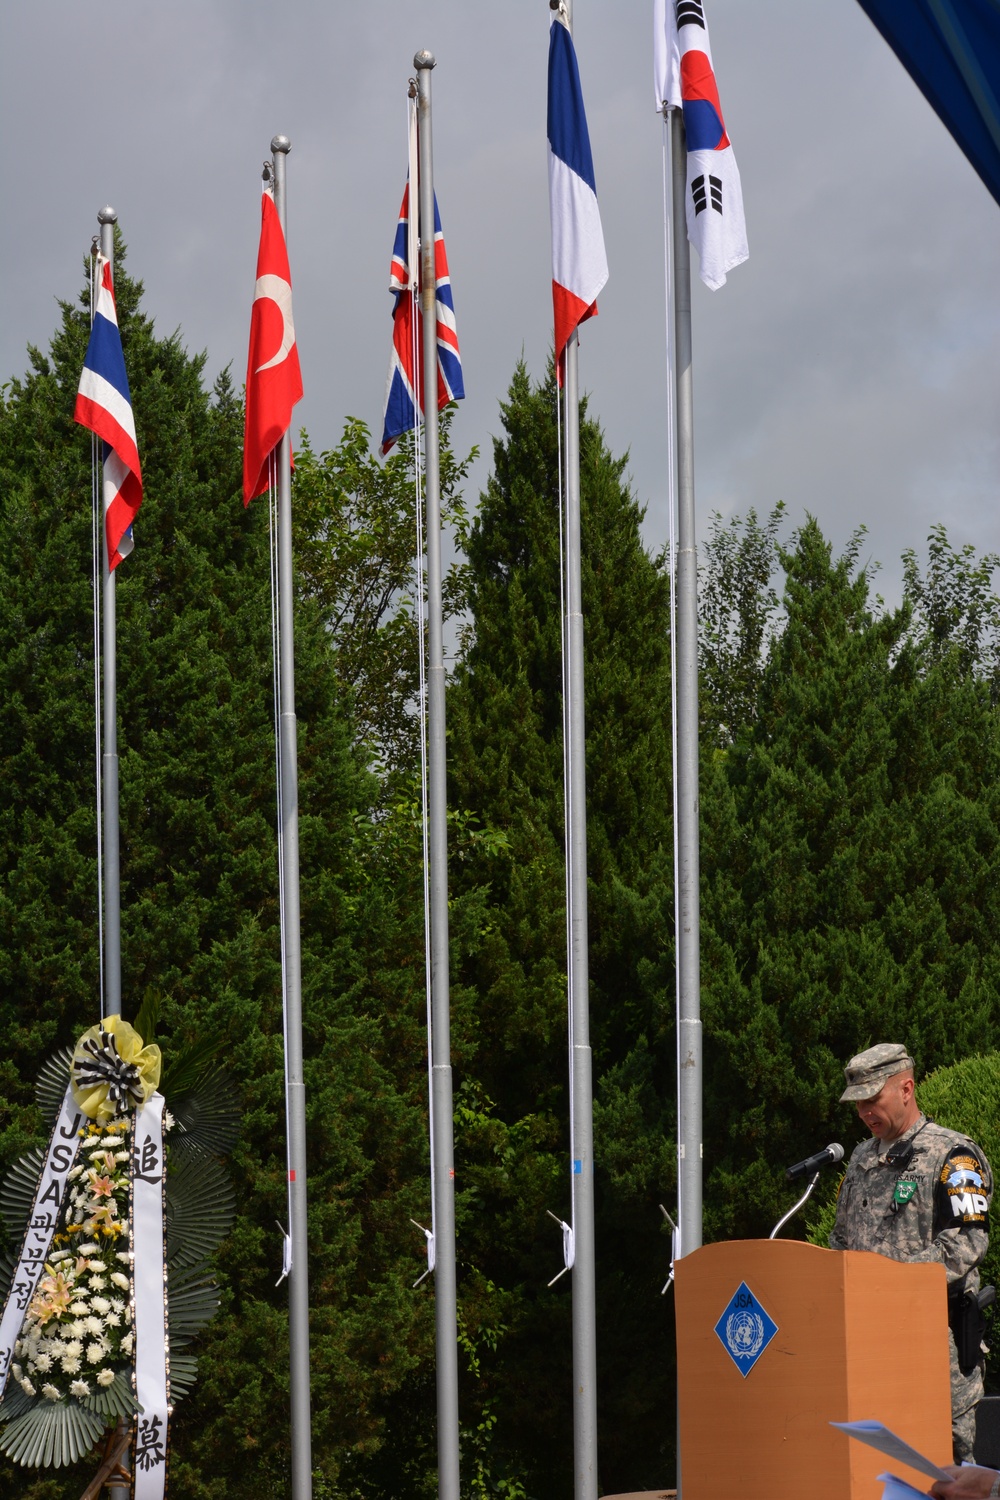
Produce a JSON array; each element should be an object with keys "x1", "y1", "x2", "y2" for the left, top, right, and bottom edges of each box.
[
  {"x1": 830, "y1": 1421, "x2": 952, "y2": 1482},
  {"x1": 878, "y1": 1475, "x2": 934, "y2": 1500}
]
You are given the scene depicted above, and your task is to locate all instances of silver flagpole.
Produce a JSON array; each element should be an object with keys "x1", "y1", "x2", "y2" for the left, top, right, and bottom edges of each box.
[
  {"x1": 270, "y1": 133, "x2": 314, "y2": 1500},
  {"x1": 560, "y1": 9, "x2": 598, "y2": 1499},
  {"x1": 97, "y1": 201, "x2": 131, "y2": 1500},
  {"x1": 669, "y1": 108, "x2": 702, "y2": 1266},
  {"x1": 565, "y1": 328, "x2": 598, "y2": 1500},
  {"x1": 98, "y1": 204, "x2": 121, "y2": 1026},
  {"x1": 413, "y1": 51, "x2": 461, "y2": 1500}
]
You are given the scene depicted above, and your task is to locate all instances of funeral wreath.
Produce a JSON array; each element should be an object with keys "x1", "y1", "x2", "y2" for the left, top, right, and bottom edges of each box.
[{"x1": 0, "y1": 999, "x2": 238, "y2": 1479}]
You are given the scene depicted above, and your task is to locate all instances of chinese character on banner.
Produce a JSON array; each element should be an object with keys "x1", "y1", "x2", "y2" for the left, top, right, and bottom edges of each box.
[{"x1": 135, "y1": 1413, "x2": 167, "y2": 1472}]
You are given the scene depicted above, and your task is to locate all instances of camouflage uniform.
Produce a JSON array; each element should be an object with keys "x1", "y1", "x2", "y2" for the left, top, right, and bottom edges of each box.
[{"x1": 830, "y1": 1112, "x2": 992, "y2": 1461}]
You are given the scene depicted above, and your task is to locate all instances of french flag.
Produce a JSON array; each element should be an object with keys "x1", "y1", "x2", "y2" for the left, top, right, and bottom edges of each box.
[
  {"x1": 381, "y1": 180, "x2": 464, "y2": 456},
  {"x1": 547, "y1": 11, "x2": 608, "y2": 378},
  {"x1": 75, "y1": 257, "x2": 142, "y2": 568}
]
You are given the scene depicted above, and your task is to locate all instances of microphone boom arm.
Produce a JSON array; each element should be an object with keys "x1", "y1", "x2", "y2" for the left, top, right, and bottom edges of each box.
[{"x1": 769, "y1": 1170, "x2": 821, "y2": 1241}]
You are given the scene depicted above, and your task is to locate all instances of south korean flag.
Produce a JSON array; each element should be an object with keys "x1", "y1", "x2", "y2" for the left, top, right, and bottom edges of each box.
[{"x1": 654, "y1": 0, "x2": 748, "y2": 290}]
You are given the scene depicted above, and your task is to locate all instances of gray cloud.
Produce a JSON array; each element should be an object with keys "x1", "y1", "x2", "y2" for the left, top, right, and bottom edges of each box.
[{"x1": 2, "y1": 1, "x2": 998, "y2": 604}]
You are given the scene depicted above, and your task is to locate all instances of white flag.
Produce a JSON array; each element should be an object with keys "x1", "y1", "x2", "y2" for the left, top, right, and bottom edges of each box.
[{"x1": 654, "y1": 0, "x2": 748, "y2": 290}]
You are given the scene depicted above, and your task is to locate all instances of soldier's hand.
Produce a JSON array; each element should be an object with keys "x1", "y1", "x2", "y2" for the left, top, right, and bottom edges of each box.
[{"x1": 931, "y1": 1466, "x2": 1000, "y2": 1497}]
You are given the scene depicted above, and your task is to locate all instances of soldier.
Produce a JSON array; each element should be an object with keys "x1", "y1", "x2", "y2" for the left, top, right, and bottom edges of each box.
[{"x1": 829, "y1": 1042, "x2": 992, "y2": 1463}]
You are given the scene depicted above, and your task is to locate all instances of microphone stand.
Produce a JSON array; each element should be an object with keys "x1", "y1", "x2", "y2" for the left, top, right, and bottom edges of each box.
[{"x1": 769, "y1": 1172, "x2": 820, "y2": 1241}]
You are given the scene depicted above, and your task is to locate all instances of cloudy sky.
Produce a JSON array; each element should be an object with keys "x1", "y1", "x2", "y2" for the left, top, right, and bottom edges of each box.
[{"x1": 3, "y1": 2, "x2": 999, "y2": 604}]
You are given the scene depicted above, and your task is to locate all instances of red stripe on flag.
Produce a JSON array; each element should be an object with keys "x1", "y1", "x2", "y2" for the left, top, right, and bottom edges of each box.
[{"x1": 552, "y1": 281, "x2": 599, "y2": 374}]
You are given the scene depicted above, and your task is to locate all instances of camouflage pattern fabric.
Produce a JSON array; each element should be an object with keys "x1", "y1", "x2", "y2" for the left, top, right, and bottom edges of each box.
[{"x1": 829, "y1": 1114, "x2": 992, "y2": 1462}]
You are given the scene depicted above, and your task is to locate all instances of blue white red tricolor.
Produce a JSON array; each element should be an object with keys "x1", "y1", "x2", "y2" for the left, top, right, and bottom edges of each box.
[
  {"x1": 74, "y1": 256, "x2": 143, "y2": 569},
  {"x1": 654, "y1": 0, "x2": 748, "y2": 290},
  {"x1": 243, "y1": 185, "x2": 303, "y2": 504},
  {"x1": 547, "y1": 11, "x2": 609, "y2": 377},
  {"x1": 380, "y1": 177, "x2": 464, "y2": 455}
]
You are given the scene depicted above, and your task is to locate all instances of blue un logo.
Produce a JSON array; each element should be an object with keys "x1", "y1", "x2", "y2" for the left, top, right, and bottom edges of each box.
[{"x1": 713, "y1": 1282, "x2": 778, "y2": 1377}]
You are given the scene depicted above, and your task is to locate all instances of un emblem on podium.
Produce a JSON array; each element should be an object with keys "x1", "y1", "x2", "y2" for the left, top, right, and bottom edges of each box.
[{"x1": 714, "y1": 1282, "x2": 778, "y2": 1377}]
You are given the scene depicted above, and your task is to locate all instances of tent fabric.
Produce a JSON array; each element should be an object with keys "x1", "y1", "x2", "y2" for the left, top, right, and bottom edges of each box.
[{"x1": 856, "y1": 0, "x2": 1000, "y2": 210}]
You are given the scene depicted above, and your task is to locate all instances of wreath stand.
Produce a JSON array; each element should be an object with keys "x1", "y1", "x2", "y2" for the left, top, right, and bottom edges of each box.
[{"x1": 79, "y1": 1418, "x2": 130, "y2": 1500}]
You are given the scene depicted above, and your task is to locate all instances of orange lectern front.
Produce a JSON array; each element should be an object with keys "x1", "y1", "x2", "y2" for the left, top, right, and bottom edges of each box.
[{"x1": 675, "y1": 1240, "x2": 952, "y2": 1500}]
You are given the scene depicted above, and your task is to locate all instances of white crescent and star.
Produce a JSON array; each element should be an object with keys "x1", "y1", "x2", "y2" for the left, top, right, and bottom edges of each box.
[{"x1": 253, "y1": 273, "x2": 296, "y2": 374}]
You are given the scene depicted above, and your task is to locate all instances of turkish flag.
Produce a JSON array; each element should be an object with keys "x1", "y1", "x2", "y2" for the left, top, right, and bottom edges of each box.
[{"x1": 243, "y1": 189, "x2": 303, "y2": 504}]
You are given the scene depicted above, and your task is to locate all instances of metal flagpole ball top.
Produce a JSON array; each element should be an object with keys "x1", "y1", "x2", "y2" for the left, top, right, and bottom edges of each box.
[
  {"x1": 414, "y1": 49, "x2": 435, "y2": 70},
  {"x1": 271, "y1": 134, "x2": 290, "y2": 155},
  {"x1": 98, "y1": 205, "x2": 117, "y2": 225}
]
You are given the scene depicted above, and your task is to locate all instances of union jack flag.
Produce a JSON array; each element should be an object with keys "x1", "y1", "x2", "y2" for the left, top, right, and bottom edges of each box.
[{"x1": 380, "y1": 179, "x2": 464, "y2": 455}]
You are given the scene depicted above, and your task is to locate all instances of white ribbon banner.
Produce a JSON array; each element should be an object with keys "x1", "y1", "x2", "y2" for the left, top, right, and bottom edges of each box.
[
  {"x1": 0, "y1": 1087, "x2": 83, "y2": 1397},
  {"x1": 132, "y1": 1092, "x2": 169, "y2": 1498}
]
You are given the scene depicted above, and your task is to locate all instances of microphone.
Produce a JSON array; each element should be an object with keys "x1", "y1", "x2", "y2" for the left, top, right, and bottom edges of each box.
[{"x1": 785, "y1": 1143, "x2": 845, "y2": 1182}]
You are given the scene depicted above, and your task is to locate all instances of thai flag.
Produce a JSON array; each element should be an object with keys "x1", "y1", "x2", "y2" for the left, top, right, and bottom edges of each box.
[
  {"x1": 654, "y1": 0, "x2": 748, "y2": 290},
  {"x1": 380, "y1": 180, "x2": 464, "y2": 456},
  {"x1": 75, "y1": 256, "x2": 142, "y2": 569},
  {"x1": 547, "y1": 11, "x2": 609, "y2": 378}
]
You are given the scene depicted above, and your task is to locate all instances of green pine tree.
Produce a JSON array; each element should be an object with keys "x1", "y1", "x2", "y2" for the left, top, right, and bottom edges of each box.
[
  {"x1": 442, "y1": 363, "x2": 677, "y2": 1498},
  {"x1": 0, "y1": 243, "x2": 448, "y2": 1499},
  {"x1": 701, "y1": 518, "x2": 1000, "y2": 1244}
]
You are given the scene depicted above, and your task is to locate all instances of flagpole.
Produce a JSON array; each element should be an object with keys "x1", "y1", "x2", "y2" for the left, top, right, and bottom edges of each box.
[
  {"x1": 556, "y1": 6, "x2": 599, "y2": 1497},
  {"x1": 98, "y1": 204, "x2": 122, "y2": 1027},
  {"x1": 668, "y1": 106, "x2": 702, "y2": 1267},
  {"x1": 564, "y1": 324, "x2": 599, "y2": 1500},
  {"x1": 270, "y1": 133, "x2": 314, "y2": 1500},
  {"x1": 97, "y1": 201, "x2": 131, "y2": 1500},
  {"x1": 414, "y1": 50, "x2": 461, "y2": 1500}
]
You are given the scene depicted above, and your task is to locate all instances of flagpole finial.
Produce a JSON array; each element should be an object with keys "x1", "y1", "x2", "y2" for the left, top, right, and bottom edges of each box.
[
  {"x1": 413, "y1": 49, "x2": 435, "y2": 70},
  {"x1": 271, "y1": 134, "x2": 291, "y2": 155},
  {"x1": 97, "y1": 206, "x2": 117, "y2": 225}
]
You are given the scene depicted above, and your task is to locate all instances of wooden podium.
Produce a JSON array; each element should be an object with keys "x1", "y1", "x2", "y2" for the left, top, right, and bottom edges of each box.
[{"x1": 675, "y1": 1240, "x2": 952, "y2": 1500}]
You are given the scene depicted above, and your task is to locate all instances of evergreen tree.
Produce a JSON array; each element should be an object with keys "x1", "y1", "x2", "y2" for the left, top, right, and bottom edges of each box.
[
  {"x1": 444, "y1": 364, "x2": 677, "y2": 1498},
  {"x1": 0, "y1": 246, "x2": 444, "y2": 1499},
  {"x1": 701, "y1": 519, "x2": 1000, "y2": 1243}
]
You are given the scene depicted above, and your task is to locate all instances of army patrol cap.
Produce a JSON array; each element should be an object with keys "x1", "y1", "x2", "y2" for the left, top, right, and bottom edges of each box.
[{"x1": 840, "y1": 1042, "x2": 915, "y2": 1102}]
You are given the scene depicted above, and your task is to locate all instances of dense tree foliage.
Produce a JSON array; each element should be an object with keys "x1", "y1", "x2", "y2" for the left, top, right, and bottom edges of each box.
[{"x1": 2, "y1": 253, "x2": 1000, "y2": 1499}]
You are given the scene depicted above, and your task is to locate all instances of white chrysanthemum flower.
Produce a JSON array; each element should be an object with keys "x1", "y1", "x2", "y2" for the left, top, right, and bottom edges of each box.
[
  {"x1": 68, "y1": 1320, "x2": 86, "y2": 1338},
  {"x1": 69, "y1": 1301, "x2": 89, "y2": 1316},
  {"x1": 109, "y1": 1297, "x2": 125, "y2": 1313},
  {"x1": 110, "y1": 1272, "x2": 130, "y2": 1291},
  {"x1": 120, "y1": 1332, "x2": 134, "y2": 1354},
  {"x1": 49, "y1": 1248, "x2": 71, "y2": 1261},
  {"x1": 114, "y1": 1150, "x2": 130, "y2": 1162},
  {"x1": 104, "y1": 1312, "x2": 121, "y2": 1329},
  {"x1": 33, "y1": 1352, "x2": 52, "y2": 1373},
  {"x1": 85, "y1": 1342, "x2": 106, "y2": 1365},
  {"x1": 61, "y1": 1354, "x2": 82, "y2": 1375},
  {"x1": 91, "y1": 1296, "x2": 111, "y2": 1315},
  {"x1": 115, "y1": 1252, "x2": 131, "y2": 1264},
  {"x1": 19, "y1": 1378, "x2": 35, "y2": 1396},
  {"x1": 84, "y1": 1316, "x2": 103, "y2": 1336},
  {"x1": 163, "y1": 1109, "x2": 175, "y2": 1131},
  {"x1": 11, "y1": 1363, "x2": 21, "y2": 1380},
  {"x1": 62, "y1": 1339, "x2": 83, "y2": 1359},
  {"x1": 96, "y1": 1368, "x2": 116, "y2": 1388},
  {"x1": 41, "y1": 1383, "x2": 60, "y2": 1401},
  {"x1": 86, "y1": 1259, "x2": 105, "y2": 1272},
  {"x1": 88, "y1": 1276, "x2": 107, "y2": 1291},
  {"x1": 13, "y1": 1341, "x2": 23, "y2": 1357},
  {"x1": 70, "y1": 1378, "x2": 90, "y2": 1397},
  {"x1": 79, "y1": 1241, "x2": 100, "y2": 1254},
  {"x1": 68, "y1": 1163, "x2": 86, "y2": 1178}
]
